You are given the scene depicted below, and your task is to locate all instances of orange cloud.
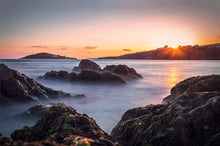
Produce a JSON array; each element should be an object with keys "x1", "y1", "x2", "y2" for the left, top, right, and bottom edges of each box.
[
  {"x1": 218, "y1": 35, "x2": 220, "y2": 39},
  {"x1": 123, "y1": 49, "x2": 132, "y2": 52},
  {"x1": 84, "y1": 46, "x2": 97, "y2": 50},
  {"x1": 56, "y1": 48, "x2": 68, "y2": 50},
  {"x1": 31, "y1": 46, "x2": 48, "y2": 48}
]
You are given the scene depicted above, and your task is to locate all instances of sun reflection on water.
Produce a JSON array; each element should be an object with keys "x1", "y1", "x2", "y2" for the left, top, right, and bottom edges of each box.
[{"x1": 169, "y1": 66, "x2": 179, "y2": 88}]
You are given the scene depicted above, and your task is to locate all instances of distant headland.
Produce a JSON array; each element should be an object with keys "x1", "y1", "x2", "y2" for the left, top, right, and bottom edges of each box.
[
  {"x1": 20, "y1": 52, "x2": 76, "y2": 59},
  {"x1": 99, "y1": 43, "x2": 220, "y2": 60}
]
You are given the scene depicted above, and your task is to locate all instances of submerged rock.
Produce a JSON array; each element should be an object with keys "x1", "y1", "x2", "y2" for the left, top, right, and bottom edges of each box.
[
  {"x1": 73, "y1": 59, "x2": 102, "y2": 71},
  {"x1": 111, "y1": 75, "x2": 220, "y2": 146},
  {"x1": 0, "y1": 64, "x2": 70, "y2": 104},
  {"x1": 10, "y1": 103, "x2": 118, "y2": 145}
]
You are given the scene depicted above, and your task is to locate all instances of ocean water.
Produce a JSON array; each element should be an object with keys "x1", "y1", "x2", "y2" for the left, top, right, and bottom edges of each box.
[{"x1": 0, "y1": 59, "x2": 220, "y2": 136}]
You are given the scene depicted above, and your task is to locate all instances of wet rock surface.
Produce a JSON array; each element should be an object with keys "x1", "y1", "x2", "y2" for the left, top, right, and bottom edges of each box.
[
  {"x1": 103, "y1": 64, "x2": 142, "y2": 79},
  {"x1": 163, "y1": 75, "x2": 220, "y2": 104},
  {"x1": 41, "y1": 59, "x2": 141, "y2": 83},
  {"x1": 7, "y1": 103, "x2": 118, "y2": 146},
  {"x1": 0, "y1": 64, "x2": 70, "y2": 104},
  {"x1": 111, "y1": 75, "x2": 220, "y2": 146},
  {"x1": 73, "y1": 59, "x2": 102, "y2": 71}
]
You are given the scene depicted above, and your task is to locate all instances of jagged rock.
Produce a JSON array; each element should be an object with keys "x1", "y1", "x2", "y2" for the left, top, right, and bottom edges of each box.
[
  {"x1": 43, "y1": 70, "x2": 70, "y2": 80},
  {"x1": 26, "y1": 104, "x2": 52, "y2": 116},
  {"x1": 163, "y1": 75, "x2": 220, "y2": 104},
  {"x1": 0, "y1": 64, "x2": 70, "y2": 104},
  {"x1": 77, "y1": 70, "x2": 101, "y2": 81},
  {"x1": 101, "y1": 71, "x2": 126, "y2": 83},
  {"x1": 42, "y1": 70, "x2": 126, "y2": 83},
  {"x1": 111, "y1": 75, "x2": 220, "y2": 146},
  {"x1": 103, "y1": 64, "x2": 142, "y2": 79},
  {"x1": 43, "y1": 71, "x2": 58, "y2": 79},
  {"x1": 11, "y1": 103, "x2": 118, "y2": 145},
  {"x1": 0, "y1": 134, "x2": 11, "y2": 146},
  {"x1": 69, "y1": 72, "x2": 77, "y2": 80},
  {"x1": 41, "y1": 60, "x2": 142, "y2": 83},
  {"x1": 73, "y1": 94, "x2": 86, "y2": 98},
  {"x1": 57, "y1": 70, "x2": 69, "y2": 79},
  {"x1": 73, "y1": 59, "x2": 102, "y2": 71}
]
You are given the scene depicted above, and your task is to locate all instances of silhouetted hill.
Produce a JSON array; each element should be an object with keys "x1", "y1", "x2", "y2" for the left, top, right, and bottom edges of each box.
[
  {"x1": 99, "y1": 43, "x2": 220, "y2": 60},
  {"x1": 21, "y1": 52, "x2": 76, "y2": 59}
]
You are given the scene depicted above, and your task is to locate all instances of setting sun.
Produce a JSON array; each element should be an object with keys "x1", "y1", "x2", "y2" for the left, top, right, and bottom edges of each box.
[{"x1": 152, "y1": 29, "x2": 195, "y2": 48}]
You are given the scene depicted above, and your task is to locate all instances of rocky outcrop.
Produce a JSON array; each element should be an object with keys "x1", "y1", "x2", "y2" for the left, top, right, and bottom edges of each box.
[
  {"x1": 41, "y1": 59, "x2": 141, "y2": 83},
  {"x1": 41, "y1": 70, "x2": 125, "y2": 83},
  {"x1": 73, "y1": 59, "x2": 102, "y2": 71},
  {"x1": 42, "y1": 70, "x2": 72, "y2": 80},
  {"x1": 25, "y1": 104, "x2": 52, "y2": 117},
  {"x1": 103, "y1": 64, "x2": 142, "y2": 79},
  {"x1": 163, "y1": 75, "x2": 220, "y2": 104},
  {"x1": 0, "y1": 64, "x2": 70, "y2": 104},
  {"x1": 9, "y1": 103, "x2": 118, "y2": 145},
  {"x1": 111, "y1": 75, "x2": 220, "y2": 146}
]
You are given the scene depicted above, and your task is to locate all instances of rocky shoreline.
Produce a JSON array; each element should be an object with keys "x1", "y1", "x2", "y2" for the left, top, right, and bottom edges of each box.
[
  {"x1": 0, "y1": 64, "x2": 71, "y2": 104},
  {"x1": 0, "y1": 63, "x2": 219, "y2": 146},
  {"x1": 1, "y1": 103, "x2": 118, "y2": 145},
  {"x1": 111, "y1": 75, "x2": 220, "y2": 146}
]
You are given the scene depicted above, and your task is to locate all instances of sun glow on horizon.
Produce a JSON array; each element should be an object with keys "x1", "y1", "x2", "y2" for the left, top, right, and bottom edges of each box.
[{"x1": 152, "y1": 29, "x2": 196, "y2": 48}]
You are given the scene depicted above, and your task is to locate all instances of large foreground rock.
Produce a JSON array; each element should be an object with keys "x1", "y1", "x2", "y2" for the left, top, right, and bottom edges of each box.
[
  {"x1": 111, "y1": 75, "x2": 220, "y2": 146},
  {"x1": 8, "y1": 103, "x2": 118, "y2": 145},
  {"x1": 0, "y1": 64, "x2": 70, "y2": 104},
  {"x1": 163, "y1": 75, "x2": 220, "y2": 103}
]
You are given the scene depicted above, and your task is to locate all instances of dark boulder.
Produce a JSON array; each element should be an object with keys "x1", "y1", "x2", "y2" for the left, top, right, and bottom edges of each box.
[
  {"x1": 11, "y1": 103, "x2": 118, "y2": 145},
  {"x1": 73, "y1": 59, "x2": 102, "y2": 71},
  {"x1": 101, "y1": 71, "x2": 126, "y2": 83},
  {"x1": 163, "y1": 75, "x2": 220, "y2": 104},
  {"x1": 58, "y1": 70, "x2": 69, "y2": 79},
  {"x1": 111, "y1": 75, "x2": 220, "y2": 146},
  {"x1": 43, "y1": 71, "x2": 58, "y2": 79},
  {"x1": 41, "y1": 60, "x2": 142, "y2": 83},
  {"x1": 69, "y1": 72, "x2": 77, "y2": 80},
  {"x1": 77, "y1": 70, "x2": 101, "y2": 81},
  {"x1": 43, "y1": 70, "x2": 69, "y2": 80},
  {"x1": 103, "y1": 64, "x2": 142, "y2": 79},
  {"x1": 26, "y1": 104, "x2": 52, "y2": 117},
  {"x1": 0, "y1": 64, "x2": 70, "y2": 104},
  {"x1": 103, "y1": 65, "x2": 117, "y2": 72},
  {"x1": 41, "y1": 70, "x2": 126, "y2": 83}
]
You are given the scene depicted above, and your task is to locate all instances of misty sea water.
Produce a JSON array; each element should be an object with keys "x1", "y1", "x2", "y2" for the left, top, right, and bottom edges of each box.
[{"x1": 0, "y1": 59, "x2": 220, "y2": 136}]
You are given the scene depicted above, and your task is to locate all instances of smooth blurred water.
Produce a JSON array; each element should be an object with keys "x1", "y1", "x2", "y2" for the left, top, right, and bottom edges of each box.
[{"x1": 0, "y1": 59, "x2": 220, "y2": 136}]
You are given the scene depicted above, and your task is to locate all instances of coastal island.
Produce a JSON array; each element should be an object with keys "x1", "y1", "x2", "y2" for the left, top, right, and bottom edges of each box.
[{"x1": 20, "y1": 52, "x2": 76, "y2": 59}]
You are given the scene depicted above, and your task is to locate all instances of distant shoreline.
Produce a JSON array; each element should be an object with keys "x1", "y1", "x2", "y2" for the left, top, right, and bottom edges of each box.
[{"x1": 1, "y1": 58, "x2": 220, "y2": 60}]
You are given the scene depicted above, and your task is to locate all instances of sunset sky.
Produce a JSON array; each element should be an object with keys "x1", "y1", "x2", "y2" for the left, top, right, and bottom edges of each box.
[{"x1": 1, "y1": 0, "x2": 220, "y2": 59}]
